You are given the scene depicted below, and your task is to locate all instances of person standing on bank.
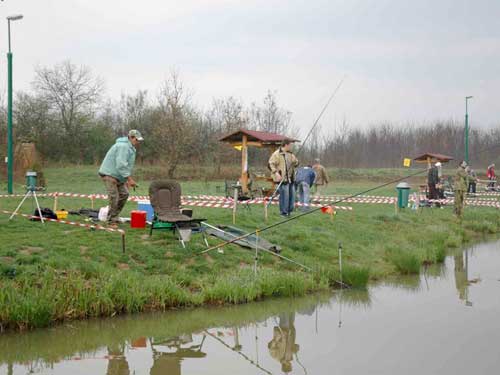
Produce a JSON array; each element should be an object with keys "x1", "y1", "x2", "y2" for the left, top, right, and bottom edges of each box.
[
  {"x1": 427, "y1": 162, "x2": 440, "y2": 199},
  {"x1": 99, "y1": 130, "x2": 143, "y2": 226},
  {"x1": 466, "y1": 166, "x2": 478, "y2": 194},
  {"x1": 486, "y1": 163, "x2": 496, "y2": 189},
  {"x1": 454, "y1": 161, "x2": 468, "y2": 219},
  {"x1": 269, "y1": 140, "x2": 299, "y2": 217},
  {"x1": 312, "y1": 158, "x2": 329, "y2": 195},
  {"x1": 295, "y1": 165, "x2": 316, "y2": 211}
]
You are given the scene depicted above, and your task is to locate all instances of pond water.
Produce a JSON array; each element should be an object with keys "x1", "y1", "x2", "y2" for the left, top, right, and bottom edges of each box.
[{"x1": 1, "y1": 240, "x2": 499, "y2": 374}]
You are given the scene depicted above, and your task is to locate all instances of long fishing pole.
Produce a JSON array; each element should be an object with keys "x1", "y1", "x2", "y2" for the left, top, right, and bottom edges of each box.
[
  {"x1": 204, "y1": 330, "x2": 274, "y2": 375},
  {"x1": 296, "y1": 76, "x2": 346, "y2": 158},
  {"x1": 201, "y1": 222, "x2": 313, "y2": 271},
  {"x1": 266, "y1": 76, "x2": 346, "y2": 207},
  {"x1": 202, "y1": 168, "x2": 427, "y2": 255}
]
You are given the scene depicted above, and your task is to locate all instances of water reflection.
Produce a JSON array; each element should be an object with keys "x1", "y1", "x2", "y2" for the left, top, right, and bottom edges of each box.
[
  {"x1": 454, "y1": 251, "x2": 471, "y2": 306},
  {"x1": 268, "y1": 312, "x2": 299, "y2": 373},
  {"x1": 1, "y1": 240, "x2": 500, "y2": 375},
  {"x1": 150, "y1": 334, "x2": 206, "y2": 375},
  {"x1": 106, "y1": 344, "x2": 128, "y2": 375}
]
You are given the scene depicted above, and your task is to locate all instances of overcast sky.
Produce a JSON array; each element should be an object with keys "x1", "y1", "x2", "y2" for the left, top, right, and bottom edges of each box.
[{"x1": 0, "y1": 0, "x2": 499, "y2": 135}]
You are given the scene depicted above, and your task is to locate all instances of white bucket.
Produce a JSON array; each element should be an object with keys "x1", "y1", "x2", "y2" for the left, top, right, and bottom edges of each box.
[{"x1": 98, "y1": 206, "x2": 109, "y2": 222}]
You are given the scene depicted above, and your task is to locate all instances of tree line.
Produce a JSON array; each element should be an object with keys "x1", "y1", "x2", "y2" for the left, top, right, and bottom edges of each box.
[{"x1": 0, "y1": 61, "x2": 498, "y2": 179}]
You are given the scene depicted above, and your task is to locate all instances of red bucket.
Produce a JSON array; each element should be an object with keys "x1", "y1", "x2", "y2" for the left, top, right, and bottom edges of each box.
[{"x1": 130, "y1": 210, "x2": 147, "y2": 229}]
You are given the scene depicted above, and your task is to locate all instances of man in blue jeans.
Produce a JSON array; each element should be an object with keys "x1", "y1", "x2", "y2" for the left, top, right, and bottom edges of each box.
[
  {"x1": 295, "y1": 165, "x2": 316, "y2": 211},
  {"x1": 268, "y1": 140, "x2": 299, "y2": 217}
]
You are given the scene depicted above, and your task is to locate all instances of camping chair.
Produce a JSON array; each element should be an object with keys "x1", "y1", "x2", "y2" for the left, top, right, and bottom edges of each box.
[{"x1": 149, "y1": 180, "x2": 208, "y2": 248}]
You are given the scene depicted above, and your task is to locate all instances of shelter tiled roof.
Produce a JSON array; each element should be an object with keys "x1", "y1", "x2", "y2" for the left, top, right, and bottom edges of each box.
[
  {"x1": 413, "y1": 152, "x2": 454, "y2": 162},
  {"x1": 219, "y1": 129, "x2": 299, "y2": 145}
]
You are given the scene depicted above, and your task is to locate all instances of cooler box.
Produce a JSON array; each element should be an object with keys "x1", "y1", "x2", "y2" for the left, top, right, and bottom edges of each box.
[
  {"x1": 130, "y1": 210, "x2": 147, "y2": 228},
  {"x1": 137, "y1": 200, "x2": 154, "y2": 221}
]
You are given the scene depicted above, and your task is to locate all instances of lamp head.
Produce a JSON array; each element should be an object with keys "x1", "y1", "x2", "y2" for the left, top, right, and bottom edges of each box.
[
  {"x1": 7, "y1": 14, "x2": 24, "y2": 21},
  {"x1": 466, "y1": 96, "x2": 473, "y2": 100}
]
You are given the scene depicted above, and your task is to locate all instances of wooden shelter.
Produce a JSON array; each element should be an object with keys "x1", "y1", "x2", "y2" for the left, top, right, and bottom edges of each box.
[
  {"x1": 413, "y1": 152, "x2": 454, "y2": 168},
  {"x1": 219, "y1": 129, "x2": 300, "y2": 194}
]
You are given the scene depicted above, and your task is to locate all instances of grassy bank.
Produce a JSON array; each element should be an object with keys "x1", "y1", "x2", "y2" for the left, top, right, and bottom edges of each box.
[{"x1": 0, "y1": 166, "x2": 499, "y2": 330}]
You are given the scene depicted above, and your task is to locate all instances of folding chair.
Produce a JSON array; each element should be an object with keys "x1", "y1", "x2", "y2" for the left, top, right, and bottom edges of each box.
[
  {"x1": 149, "y1": 180, "x2": 208, "y2": 248},
  {"x1": 224, "y1": 180, "x2": 252, "y2": 211}
]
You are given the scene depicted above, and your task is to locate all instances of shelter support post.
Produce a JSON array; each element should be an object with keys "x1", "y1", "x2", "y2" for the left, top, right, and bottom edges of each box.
[{"x1": 241, "y1": 135, "x2": 249, "y2": 194}]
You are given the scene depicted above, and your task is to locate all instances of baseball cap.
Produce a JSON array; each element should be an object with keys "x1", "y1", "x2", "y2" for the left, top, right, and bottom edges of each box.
[{"x1": 128, "y1": 129, "x2": 144, "y2": 141}]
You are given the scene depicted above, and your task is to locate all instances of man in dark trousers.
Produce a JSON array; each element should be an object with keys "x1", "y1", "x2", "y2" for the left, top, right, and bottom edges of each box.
[
  {"x1": 295, "y1": 165, "x2": 316, "y2": 211},
  {"x1": 427, "y1": 162, "x2": 440, "y2": 199}
]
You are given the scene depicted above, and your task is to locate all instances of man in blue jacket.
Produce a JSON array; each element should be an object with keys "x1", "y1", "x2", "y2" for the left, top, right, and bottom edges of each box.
[
  {"x1": 295, "y1": 165, "x2": 316, "y2": 211},
  {"x1": 99, "y1": 130, "x2": 143, "y2": 225}
]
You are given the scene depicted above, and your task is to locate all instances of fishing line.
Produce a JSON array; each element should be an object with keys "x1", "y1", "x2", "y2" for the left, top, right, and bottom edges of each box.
[
  {"x1": 296, "y1": 76, "x2": 346, "y2": 158},
  {"x1": 267, "y1": 76, "x2": 346, "y2": 207},
  {"x1": 201, "y1": 168, "x2": 428, "y2": 255}
]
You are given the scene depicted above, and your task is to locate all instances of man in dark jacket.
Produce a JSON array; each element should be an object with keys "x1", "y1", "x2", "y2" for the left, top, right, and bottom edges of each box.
[
  {"x1": 427, "y1": 162, "x2": 440, "y2": 199},
  {"x1": 295, "y1": 165, "x2": 316, "y2": 211}
]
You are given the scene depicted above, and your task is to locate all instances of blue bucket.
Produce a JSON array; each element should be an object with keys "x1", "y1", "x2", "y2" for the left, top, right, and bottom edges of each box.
[{"x1": 137, "y1": 200, "x2": 154, "y2": 221}]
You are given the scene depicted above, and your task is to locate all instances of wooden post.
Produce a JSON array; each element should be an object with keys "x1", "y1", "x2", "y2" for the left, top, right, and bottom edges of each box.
[
  {"x1": 90, "y1": 195, "x2": 95, "y2": 209},
  {"x1": 254, "y1": 229, "x2": 259, "y2": 277},
  {"x1": 233, "y1": 185, "x2": 238, "y2": 225},
  {"x1": 53, "y1": 193, "x2": 58, "y2": 212},
  {"x1": 241, "y1": 135, "x2": 249, "y2": 194}
]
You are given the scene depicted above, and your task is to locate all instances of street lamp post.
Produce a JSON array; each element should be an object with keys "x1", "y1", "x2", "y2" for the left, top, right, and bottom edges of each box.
[
  {"x1": 6, "y1": 14, "x2": 23, "y2": 194},
  {"x1": 464, "y1": 96, "x2": 473, "y2": 164}
]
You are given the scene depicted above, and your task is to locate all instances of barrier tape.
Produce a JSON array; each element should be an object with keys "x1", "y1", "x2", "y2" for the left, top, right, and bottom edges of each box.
[
  {"x1": 1, "y1": 210, "x2": 125, "y2": 234},
  {"x1": 1, "y1": 191, "x2": 496, "y2": 208},
  {"x1": 180, "y1": 199, "x2": 353, "y2": 211}
]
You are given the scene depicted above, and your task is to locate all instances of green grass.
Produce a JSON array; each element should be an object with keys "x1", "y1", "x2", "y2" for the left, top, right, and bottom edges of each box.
[
  {"x1": 0, "y1": 165, "x2": 499, "y2": 330},
  {"x1": 386, "y1": 248, "x2": 421, "y2": 274}
]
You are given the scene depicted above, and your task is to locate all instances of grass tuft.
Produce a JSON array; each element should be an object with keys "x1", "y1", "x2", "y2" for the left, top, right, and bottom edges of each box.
[{"x1": 386, "y1": 248, "x2": 421, "y2": 275}]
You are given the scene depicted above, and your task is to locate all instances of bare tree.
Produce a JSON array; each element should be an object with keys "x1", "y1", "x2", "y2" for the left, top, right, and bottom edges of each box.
[
  {"x1": 151, "y1": 71, "x2": 197, "y2": 177},
  {"x1": 249, "y1": 90, "x2": 293, "y2": 135},
  {"x1": 33, "y1": 60, "x2": 104, "y2": 161}
]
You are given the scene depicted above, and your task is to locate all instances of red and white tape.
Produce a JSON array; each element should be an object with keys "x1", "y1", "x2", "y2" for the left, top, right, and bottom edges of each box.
[
  {"x1": 180, "y1": 199, "x2": 353, "y2": 211},
  {"x1": 1, "y1": 210, "x2": 125, "y2": 234}
]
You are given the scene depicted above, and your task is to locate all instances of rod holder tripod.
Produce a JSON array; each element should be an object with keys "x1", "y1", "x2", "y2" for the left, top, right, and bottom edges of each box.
[{"x1": 9, "y1": 171, "x2": 44, "y2": 223}]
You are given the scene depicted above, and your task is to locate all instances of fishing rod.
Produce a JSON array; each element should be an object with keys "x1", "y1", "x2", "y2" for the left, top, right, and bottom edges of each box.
[
  {"x1": 202, "y1": 168, "x2": 428, "y2": 256},
  {"x1": 296, "y1": 76, "x2": 347, "y2": 158},
  {"x1": 201, "y1": 222, "x2": 313, "y2": 272},
  {"x1": 204, "y1": 329, "x2": 274, "y2": 375},
  {"x1": 266, "y1": 76, "x2": 346, "y2": 208}
]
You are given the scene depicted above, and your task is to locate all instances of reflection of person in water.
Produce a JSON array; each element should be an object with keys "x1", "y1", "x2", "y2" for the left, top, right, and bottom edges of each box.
[
  {"x1": 150, "y1": 334, "x2": 206, "y2": 375},
  {"x1": 232, "y1": 327, "x2": 242, "y2": 351},
  {"x1": 268, "y1": 312, "x2": 300, "y2": 373},
  {"x1": 454, "y1": 253, "x2": 468, "y2": 303},
  {"x1": 106, "y1": 343, "x2": 130, "y2": 375}
]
